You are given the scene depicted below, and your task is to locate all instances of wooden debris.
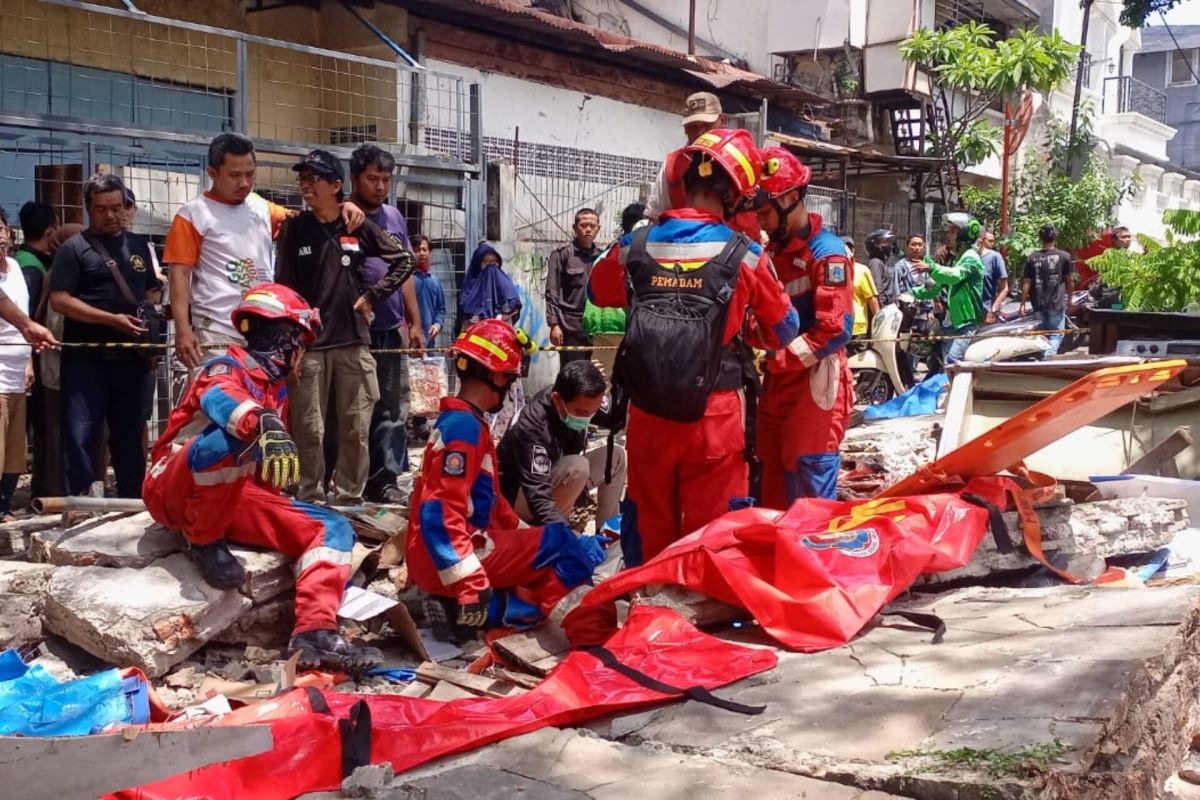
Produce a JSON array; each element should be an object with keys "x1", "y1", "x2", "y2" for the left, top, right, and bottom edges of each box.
[
  {"x1": 492, "y1": 626, "x2": 570, "y2": 676},
  {"x1": 427, "y1": 681, "x2": 476, "y2": 701},
  {"x1": 634, "y1": 586, "x2": 745, "y2": 628},
  {"x1": 398, "y1": 681, "x2": 433, "y2": 698},
  {"x1": 490, "y1": 667, "x2": 540, "y2": 690},
  {"x1": 1125, "y1": 427, "x2": 1193, "y2": 478},
  {"x1": 415, "y1": 661, "x2": 511, "y2": 698}
]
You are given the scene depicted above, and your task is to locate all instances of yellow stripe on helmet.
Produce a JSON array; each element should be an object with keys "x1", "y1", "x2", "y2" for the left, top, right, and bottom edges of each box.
[
  {"x1": 242, "y1": 291, "x2": 287, "y2": 310},
  {"x1": 723, "y1": 142, "x2": 757, "y2": 188},
  {"x1": 467, "y1": 334, "x2": 510, "y2": 362}
]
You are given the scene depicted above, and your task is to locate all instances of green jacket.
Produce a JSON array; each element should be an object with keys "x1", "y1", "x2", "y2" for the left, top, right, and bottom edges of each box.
[
  {"x1": 915, "y1": 246, "x2": 985, "y2": 329},
  {"x1": 583, "y1": 299, "x2": 625, "y2": 336}
]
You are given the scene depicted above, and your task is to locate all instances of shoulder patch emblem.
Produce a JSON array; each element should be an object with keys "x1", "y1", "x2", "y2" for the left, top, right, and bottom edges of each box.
[
  {"x1": 443, "y1": 450, "x2": 468, "y2": 477},
  {"x1": 206, "y1": 362, "x2": 232, "y2": 377},
  {"x1": 825, "y1": 260, "x2": 847, "y2": 287},
  {"x1": 531, "y1": 444, "x2": 551, "y2": 477},
  {"x1": 130, "y1": 255, "x2": 147, "y2": 273}
]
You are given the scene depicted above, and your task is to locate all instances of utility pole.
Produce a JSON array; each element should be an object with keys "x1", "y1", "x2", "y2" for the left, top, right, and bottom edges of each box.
[
  {"x1": 1067, "y1": 0, "x2": 1095, "y2": 178},
  {"x1": 688, "y1": 0, "x2": 696, "y2": 56}
]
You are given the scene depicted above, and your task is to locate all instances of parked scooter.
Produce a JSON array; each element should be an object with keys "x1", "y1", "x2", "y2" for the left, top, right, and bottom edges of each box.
[{"x1": 848, "y1": 294, "x2": 925, "y2": 405}]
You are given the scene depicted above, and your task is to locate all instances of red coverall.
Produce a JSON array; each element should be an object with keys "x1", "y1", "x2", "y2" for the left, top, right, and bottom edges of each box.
[
  {"x1": 589, "y1": 209, "x2": 799, "y2": 566},
  {"x1": 406, "y1": 397, "x2": 600, "y2": 620},
  {"x1": 756, "y1": 213, "x2": 855, "y2": 506},
  {"x1": 143, "y1": 346, "x2": 354, "y2": 635},
  {"x1": 656, "y1": 148, "x2": 762, "y2": 241}
]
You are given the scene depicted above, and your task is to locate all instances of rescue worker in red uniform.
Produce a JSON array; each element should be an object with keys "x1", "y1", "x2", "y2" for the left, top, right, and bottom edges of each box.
[
  {"x1": 589, "y1": 130, "x2": 800, "y2": 566},
  {"x1": 143, "y1": 284, "x2": 382, "y2": 672},
  {"x1": 405, "y1": 319, "x2": 606, "y2": 642},
  {"x1": 752, "y1": 147, "x2": 855, "y2": 505},
  {"x1": 645, "y1": 92, "x2": 761, "y2": 241}
]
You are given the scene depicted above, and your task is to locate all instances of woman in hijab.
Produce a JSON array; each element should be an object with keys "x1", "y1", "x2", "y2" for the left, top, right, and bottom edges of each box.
[{"x1": 458, "y1": 243, "x2": 521, "y2": 332}]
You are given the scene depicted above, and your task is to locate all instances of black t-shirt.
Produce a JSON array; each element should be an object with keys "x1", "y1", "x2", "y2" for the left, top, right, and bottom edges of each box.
[
  {"x1": 1021, "y1": 248, "x2": 1074, "y2": 312},
  {"x1": 47, "y1": 231, "x2": 161, "y2": 358},
  {"x1": 274, "y1": 212, "x2": 413, "y2": 350}
]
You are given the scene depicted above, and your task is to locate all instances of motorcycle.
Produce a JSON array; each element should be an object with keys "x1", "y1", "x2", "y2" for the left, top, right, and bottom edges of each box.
[
  {"x1": 962, "y1": 289, "x2": 1092, "y2": 363},
  {"x1": 848, "y1": 295, "x2": 925, "y2": 405}
]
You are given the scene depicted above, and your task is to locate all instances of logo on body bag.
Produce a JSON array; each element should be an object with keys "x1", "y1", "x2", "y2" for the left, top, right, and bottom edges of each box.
[{"x1": 799, "y1": 528, "x2": 880, "y2": 558}]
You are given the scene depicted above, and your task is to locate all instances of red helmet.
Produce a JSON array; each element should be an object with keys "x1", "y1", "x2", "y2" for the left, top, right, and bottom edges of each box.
[
  {"x1": 758, "y1": 146, "x2": 812, "y2": 198},
  {"x1": 231, "y1": 283, "x2": 321, "y2": 345},
  {"x1": 451, "y1": 319, "x2": 523, "y2": 376},
  {"x1": 683, "y1": 128, "x2": 762, "y2": 199}
]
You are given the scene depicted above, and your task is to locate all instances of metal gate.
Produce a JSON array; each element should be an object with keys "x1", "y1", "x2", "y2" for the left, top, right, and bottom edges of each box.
[{"x1": 0, "y1": 0, "x2": 485, "y2": 438}]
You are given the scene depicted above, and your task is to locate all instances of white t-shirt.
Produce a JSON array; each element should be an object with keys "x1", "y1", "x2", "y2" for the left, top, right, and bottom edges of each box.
[
  {"x1": 163, "y1": 191, "x2": 288, "y2": 338},
  {"x1": 0, "y1": 259, "x2": 31, "y2": 393}
]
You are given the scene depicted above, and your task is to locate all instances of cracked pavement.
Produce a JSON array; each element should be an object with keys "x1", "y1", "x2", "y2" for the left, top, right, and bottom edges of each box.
[{"x1": 304, "y1": 583, "x2": 1200, "y2": 799}]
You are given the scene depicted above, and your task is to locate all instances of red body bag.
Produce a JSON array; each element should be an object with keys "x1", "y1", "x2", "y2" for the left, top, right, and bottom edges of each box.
[{"x1": 564, "y1": 477, "x2": 1012, "y2": 650}]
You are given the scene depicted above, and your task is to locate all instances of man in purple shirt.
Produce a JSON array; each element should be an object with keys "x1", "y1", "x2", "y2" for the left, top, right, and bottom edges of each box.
[{"x1": 350, "y1": 144, "x2": 423, "y2": 504}]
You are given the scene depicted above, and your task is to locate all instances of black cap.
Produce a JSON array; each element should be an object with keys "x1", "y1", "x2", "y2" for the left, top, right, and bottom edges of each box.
[
  {"x1": 292, "y1": 149, "x2": 345, "y2": 182},
  {"x1": 1038, "y1": 223, "x2": 1057, "y2": 243}
]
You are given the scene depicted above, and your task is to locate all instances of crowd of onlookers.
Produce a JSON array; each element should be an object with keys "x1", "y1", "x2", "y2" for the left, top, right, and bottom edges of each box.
[{"x1": 0, "y1": 133, "x2": 456, "y2": 511}]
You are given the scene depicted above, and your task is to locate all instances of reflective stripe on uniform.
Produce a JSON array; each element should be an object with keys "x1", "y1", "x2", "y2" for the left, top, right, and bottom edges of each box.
[
  {"x1": 784, "y1": 276, "x2": 812, "y2": 296},
  {"x1": 226, "y1": 399, "x2": 259, "y2": 436},
  {"x1": 479, "y1": 453, "x2": 494, "y2": 476},
  {"x1": 192, "y1": 462, "x2": 256, "y2": 486},
  {"x1": 437, "y1": 552, "x2": 483, "y2": 586},
  {"x1": 295, "y1": 545, "x2": 354, "y2": 576},
  {"x1": 787, "y1": 336, "x2": 819, "y2": 368}
]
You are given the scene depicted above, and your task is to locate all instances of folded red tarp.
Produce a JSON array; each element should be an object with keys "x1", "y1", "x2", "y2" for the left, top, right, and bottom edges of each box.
[
  {"x1": 563, "y1": 476, "x2": 1013, "y2": 651},
  {"x1": 108, "y1": 606, "x2": 776, "y2": 800}
]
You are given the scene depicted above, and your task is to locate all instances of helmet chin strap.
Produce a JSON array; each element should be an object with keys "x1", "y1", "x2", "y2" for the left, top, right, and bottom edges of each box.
[{"x1": 768, "y1": 192, "x2": 803, "y2": 243}]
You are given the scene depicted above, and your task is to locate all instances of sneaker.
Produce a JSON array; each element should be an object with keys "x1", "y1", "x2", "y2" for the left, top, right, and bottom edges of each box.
[
  {"x1": 188, "y1": 540, "x2": 246, "y2": 590},
  {"x1": 365, "y1": 484, "x2": 410, "y2": 506},
  {"x1": 287, "y1": 629, "x2": 383, "y2": 673}
]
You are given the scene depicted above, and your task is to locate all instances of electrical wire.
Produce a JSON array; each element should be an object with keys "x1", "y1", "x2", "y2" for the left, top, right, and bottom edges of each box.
[{"x1": 1158, "y1": 11, "x2": 1200, "y2": 85}]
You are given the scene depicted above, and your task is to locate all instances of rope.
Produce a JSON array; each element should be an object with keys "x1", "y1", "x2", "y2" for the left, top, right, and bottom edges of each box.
[{"x1": 12, "y1": 327, "x2": 1084, "y2": 354}]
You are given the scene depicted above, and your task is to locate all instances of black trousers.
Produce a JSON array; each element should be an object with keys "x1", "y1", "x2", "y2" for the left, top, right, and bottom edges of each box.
[{"x1": 61, "y1": 357, "x2": 148, "y2": 497}]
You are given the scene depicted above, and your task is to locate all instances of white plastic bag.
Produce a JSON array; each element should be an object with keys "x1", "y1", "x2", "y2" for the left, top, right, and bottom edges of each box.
[{"x1": 408, "y1": 356, "x2": 449, "y2": 416}]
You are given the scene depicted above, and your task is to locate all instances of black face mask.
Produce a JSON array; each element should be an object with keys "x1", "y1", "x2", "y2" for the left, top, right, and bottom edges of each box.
[{"x1": 483, "y1": 373, "x2": 511, "y2": 413}]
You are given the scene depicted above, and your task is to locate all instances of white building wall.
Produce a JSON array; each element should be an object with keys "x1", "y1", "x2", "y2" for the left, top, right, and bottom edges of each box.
[
  {"x1": 569, "y1": 0, "x2": 773, "y2": 76},
  {"x1": 426, "y1": 58, "x2": 681, "y2": 161}
]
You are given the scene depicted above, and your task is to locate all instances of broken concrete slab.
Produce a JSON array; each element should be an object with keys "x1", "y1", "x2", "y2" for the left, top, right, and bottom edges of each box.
[
  {"x1": 0, "y1": 514, "x2": 61, "y2": 557},
  {"x1": 613, "y1": 583, "x2": 1200, "y2": 800},
  {"x1": 840, "y1": 416, "x2": 942, "y2": 498},
  {"x1": 401, "y1": 727, "x2": 906, "y2": 799},
  {"x1": 921, "y1": 496, "x2": 1189, "y2": 585},
  {"x1": 229, "y1": 546, "x2": 294, "y2": 604},
  {"x1": 211, "y1": 595, "x2": 294, "y2": 648},
  {"x1": 42, "y1": 553, "x2": 251, "y2": 678},
  {"x1": 0, "y1": 561, "x2": 55, "y2": 649},
  {"x1": 31, "y1": 512, "x2": 184, "y2": 568}
]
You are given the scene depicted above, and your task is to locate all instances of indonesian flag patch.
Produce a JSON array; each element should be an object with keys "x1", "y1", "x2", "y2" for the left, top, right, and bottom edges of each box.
[{"x1": 339, "y1": 236, "x2": 361, "y2": 253}]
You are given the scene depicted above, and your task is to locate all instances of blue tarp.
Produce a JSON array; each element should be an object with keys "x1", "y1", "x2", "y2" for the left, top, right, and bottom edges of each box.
[
  {"x1": 0, "y1": 649, "x2": 148, "y2": 736},
  {"x1": 863, "y1": 373, "x2": 950, "y2": 421}
]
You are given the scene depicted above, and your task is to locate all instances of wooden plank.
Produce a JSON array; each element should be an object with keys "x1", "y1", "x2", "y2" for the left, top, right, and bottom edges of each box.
[
  {"x1": 492, "y1": 626, "x2": 570, "y2": 676},
  {"x1": 415, "y1": 661, "x2": 509, "y2": 698},
  {"x1": 491, "y1": 667, "x2": 541, "y2": 690},
  {"x1": 1125, "y1": 427, "x2": 1194, "y2": 478},
  {"x1": 427, "y1": 681, "x2": 476, "y2": 701},
  {"x1": 0, "y1": 725, "x2": 273, "y2": 799},
  {"x1": 399, "y1": 680, "x2": 433, "y2": 698}
]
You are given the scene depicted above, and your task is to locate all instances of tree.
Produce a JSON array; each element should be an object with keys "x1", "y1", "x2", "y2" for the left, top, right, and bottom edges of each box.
[
  {"x1": 899, "y1": 23, "x2": 1079, "y2": 168},
  {"x1": 1090, "y1": 210, "x2": 1200, "y2": 311},
  {"x1": 1120, "y1": 1, "x2": 1185, "y2": 28},
  {"x1": 962, "y1": 111, "x2": 1130, "y2": 274}
]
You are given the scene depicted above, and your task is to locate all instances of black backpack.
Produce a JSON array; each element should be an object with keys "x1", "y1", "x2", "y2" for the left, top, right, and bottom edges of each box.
[{"x1": 612, "y1": 224, "x2": 750, "y2": 423}]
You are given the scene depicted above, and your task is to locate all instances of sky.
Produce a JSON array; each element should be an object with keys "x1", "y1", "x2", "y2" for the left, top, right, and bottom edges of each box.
[{"x1": 1154, "y1": 1, "x2": 1200, "y2": 26}]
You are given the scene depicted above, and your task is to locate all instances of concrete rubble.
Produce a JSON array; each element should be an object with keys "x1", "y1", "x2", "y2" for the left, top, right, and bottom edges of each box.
[{"x1": 4, "y1": 451, "x2": 1200, "y2": 798}]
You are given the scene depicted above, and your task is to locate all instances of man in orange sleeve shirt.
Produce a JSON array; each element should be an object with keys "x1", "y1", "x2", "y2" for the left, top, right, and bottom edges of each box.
[{"x1": 164, "y1": 133, "x2": 363, "y2": 370}]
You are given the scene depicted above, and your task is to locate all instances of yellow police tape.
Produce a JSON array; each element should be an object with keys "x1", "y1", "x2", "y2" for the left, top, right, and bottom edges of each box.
[{"x1": 4, "y1": 328, "x2": 1082, "y2": 354}]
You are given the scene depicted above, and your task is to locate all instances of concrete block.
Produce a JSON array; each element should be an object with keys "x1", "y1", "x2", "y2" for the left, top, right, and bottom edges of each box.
[
  {"x1": 211, "y1": 595, "x2": 294, "y2": 648},
  {"x1": 0, "y1": 562, "x2": 54, "y2": 649},
  {"x1": 922, "y1": 497, "x2": 1189, "y2": 585},
  {"x1": 31, "y1": 512, "x2": 185, "y2": 568},
  {"x1": 229, "y1": 546, "x2": 294, "y2": 604},
  {"x1": 42, "y1": 554, "x2": 251, "y2": 678}
]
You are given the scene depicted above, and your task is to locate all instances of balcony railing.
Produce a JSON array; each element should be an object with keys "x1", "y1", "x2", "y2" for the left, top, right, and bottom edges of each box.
[{"x1": 1103, "y1": 76, "x2": 1168, "y2": 124}]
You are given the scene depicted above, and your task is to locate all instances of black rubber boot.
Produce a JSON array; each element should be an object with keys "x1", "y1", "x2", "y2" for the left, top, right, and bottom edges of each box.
[
  {"x1": 189, "y1": 540, "x2": 246, "y2": 590},
  {"x1": 288, "y1": 629, "x2": 383, "y2": 673}
]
